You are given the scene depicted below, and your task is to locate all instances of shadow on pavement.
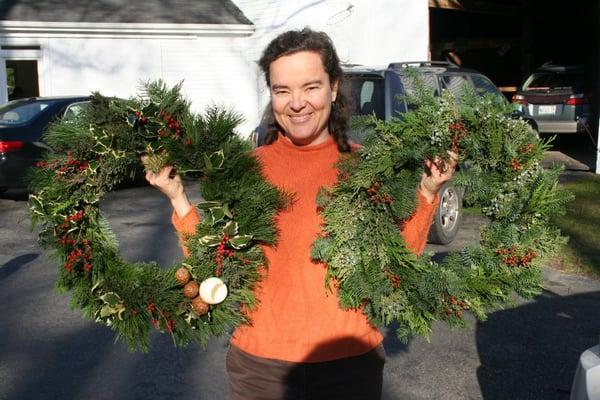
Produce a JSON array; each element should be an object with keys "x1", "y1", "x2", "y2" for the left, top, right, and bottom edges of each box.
[
  {"x1": 0, "y1": 253, "x2": 39, "y2": 280},
  {"x1": 0, "y1": 188, "x2": 29, "y2": 201},
  {"x1": 542, "y1": 134, "x2": 597, "y2": 171},
  {"x1": 476, "y1": 289, "x2": 600, "y2": 400}
]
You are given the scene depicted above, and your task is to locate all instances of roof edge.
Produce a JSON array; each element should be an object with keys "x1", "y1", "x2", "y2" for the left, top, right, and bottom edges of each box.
[{"x1": 0, "y1": 20, "x2": 255, "y2": 38}]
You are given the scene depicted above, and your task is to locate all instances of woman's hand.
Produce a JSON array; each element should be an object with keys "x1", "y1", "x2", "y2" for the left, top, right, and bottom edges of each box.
[
  {"x1": 419, "y1": 151, "x2": 458, "y2": 204},
  {"x1": 143, "y1": 161, "x2": 192, "y2": 218}
]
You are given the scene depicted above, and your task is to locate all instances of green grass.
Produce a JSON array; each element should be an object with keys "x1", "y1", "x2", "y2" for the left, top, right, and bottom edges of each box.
[{"x1": 549, "y1": 173, "x2": 600, "y2": 279}]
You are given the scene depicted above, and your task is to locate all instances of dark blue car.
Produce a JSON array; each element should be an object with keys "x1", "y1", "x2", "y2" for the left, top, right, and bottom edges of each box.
[{"x1": 0, "y1": 96, "x2": 88, "y2": 193}]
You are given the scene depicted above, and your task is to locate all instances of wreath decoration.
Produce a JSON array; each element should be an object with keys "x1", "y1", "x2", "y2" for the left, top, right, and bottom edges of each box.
[
  {"x1": 29, "y1": 80, "x2": 572, "y2": 350},
  {"x1": 312, "y1": 86, "x2": 573, "y2": 340},
  {"x1": 29, "y1": 82, "x2": 289, "y2": 350}
]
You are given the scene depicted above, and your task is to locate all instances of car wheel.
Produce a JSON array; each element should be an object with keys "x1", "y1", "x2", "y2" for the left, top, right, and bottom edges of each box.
[{"x1": 427, "y1": 181, "x2": 462, "y2": 245}]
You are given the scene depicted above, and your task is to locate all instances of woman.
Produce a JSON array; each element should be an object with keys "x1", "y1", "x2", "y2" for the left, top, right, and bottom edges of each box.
[{"x1": 146, "y1": 28, "x2": 455, "y2": 400}]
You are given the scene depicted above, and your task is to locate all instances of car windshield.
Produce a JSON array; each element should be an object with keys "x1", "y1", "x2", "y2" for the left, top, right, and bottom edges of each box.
[
  {"x1": 0, "y1": 100, "x2": 56, "y2": 125},
  {"x1": 523, "y1": 71, "x2": 585, "y2": 92}
]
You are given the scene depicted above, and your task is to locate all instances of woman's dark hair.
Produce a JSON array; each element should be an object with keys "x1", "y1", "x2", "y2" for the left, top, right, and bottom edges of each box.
[{"x1": 258, "y1": 28, "x2": 351, "y2": 152}]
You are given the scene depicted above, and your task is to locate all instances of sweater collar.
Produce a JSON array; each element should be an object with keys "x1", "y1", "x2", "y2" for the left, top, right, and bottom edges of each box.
[{"x1": 274, "y1": 132, "x2": 337, "y2": 153}]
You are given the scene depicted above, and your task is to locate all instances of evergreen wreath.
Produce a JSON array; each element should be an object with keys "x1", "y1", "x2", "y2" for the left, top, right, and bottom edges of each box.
[
  {"x1": 312, "y1": 84, "x2": 573, "y2": 341},
  {"x1": 28, "y1": 80, "x2": 572, "y2": 350},
  {"x1": 28, "y1": 82, "x2": 289, "y2": 351}
]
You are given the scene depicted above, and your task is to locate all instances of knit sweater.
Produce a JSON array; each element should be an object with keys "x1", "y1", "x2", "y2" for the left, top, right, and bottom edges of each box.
[{"x1": 172, "y1": 134, "x2": 439, "y2": 363}]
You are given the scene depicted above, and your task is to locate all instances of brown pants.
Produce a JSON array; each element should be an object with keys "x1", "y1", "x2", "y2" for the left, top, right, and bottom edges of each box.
[{"x1": 226, "y1": 344, "x2": 385, "y2": 400}]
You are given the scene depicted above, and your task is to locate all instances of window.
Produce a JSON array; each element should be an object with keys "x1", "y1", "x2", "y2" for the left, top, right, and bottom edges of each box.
[
  {"x1": 439, "y1": 74, "x2": 469, "y2": 98},
  {"x1": 471, "y1": 75, "x2": 501, "y2": 97},
  {"x1": 63, "y1": 101, "x2": 90, "y2": 121},
  {"x1": 0, "y1": 100, "x2": 53, "y2": 125},
  {"x1": 523, "y1": 72, "x2": 585, "y2": 92},
  {"x1": 399, "y1": 73, "x2": 438, "y2": 97},
  {"x1": 344, "y1": 76, "x2": 385, "y2": 119}
]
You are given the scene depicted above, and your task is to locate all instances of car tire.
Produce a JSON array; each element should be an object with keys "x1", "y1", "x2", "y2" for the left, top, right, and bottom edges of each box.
[{"x1": 427, "y1": 181, "x2": 462, "y2": 245}]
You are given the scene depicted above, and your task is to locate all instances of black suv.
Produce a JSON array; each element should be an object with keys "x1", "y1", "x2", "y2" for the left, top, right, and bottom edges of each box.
[
  {"x1": 344, "y1": 61, "x2": 512, "y2": 244},
  {"x1": 254, "y1": 61, "x2": 508, "y2": 244}
]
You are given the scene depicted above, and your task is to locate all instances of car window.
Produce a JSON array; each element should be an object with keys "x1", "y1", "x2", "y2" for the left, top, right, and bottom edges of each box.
[
  {"x1": 523, "y1": 72, "x2": 585, "y2": 91},
  {"x1": 63, "y1": 101, "x2": 90, "y2": 121},
  {"x1": 439, "y1": 74, "x2": 470, "y2": 98},
  {"x1": 0, "y1": 100, "x2": 53, "y2": 125},
  {"x1": 471, "y1": 75, "x2": 502, "y2": 97},
  {"x1": 344, "y1": 76, "x2": 385, "y2": 120},
  {"x1": 398, "y1": 73, "x2": 438, "y2": 97}
]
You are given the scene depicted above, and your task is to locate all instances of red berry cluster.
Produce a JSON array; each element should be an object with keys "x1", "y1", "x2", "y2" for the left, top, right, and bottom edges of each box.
[
  {"x1": 64, "y1": 239, "x2": 92, "y2": 273},
  {"x1": 441, "y1": 294, "x2": 469, "y2": 319},
  {"x1": 59, "y1": 210, "x2": 85, "y2": 230},
  {"x1": 509, "y1": 159, "x2": 523, "y2": 172},
  {"x1": 367, "y1": 182, "x2": 394, "y2": 205},
  {"x1": 57, "y1": 154, "x2": 89, "y2": 176},
  {"x1": 385, "y1": 271, "x2": 401, "y2": 289},
  {"x1": 497, "y1": 246, "x2": 537, "y2": 267},
  {"x1": 147, "y1": 303, "x2": 176, "y2": 332},
  {"x1": 448, "y1": 121, "x2": 467, "y2": 151},
  {"x1": 58, "y1": 210, "x2": 86, "y2": 247},
  {"x1": 216, "y1": 235, "x2": 235, "y2": 276},
  {"x1": 37, "y1": 154, "x2": 88, "y2": 175},
  {"x1": 157, "y1": 111, "x2": 182, "y2": 138},
  {"x1": 520, "y1": 143, "x2": 535, "y2": 155},
  {"x1": 134, "y1": 111, "x2": 149, "y2": 125}
]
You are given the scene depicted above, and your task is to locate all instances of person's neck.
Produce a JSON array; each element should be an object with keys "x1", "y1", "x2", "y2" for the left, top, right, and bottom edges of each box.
[{"x1": 282, "y1": 132, "x2": 332, "y2": 148}]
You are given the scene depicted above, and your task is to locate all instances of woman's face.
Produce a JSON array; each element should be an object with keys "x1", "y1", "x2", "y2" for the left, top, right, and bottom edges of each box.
[{"x1": 268, "y1": 51, "x2": 338, "y2": 147}]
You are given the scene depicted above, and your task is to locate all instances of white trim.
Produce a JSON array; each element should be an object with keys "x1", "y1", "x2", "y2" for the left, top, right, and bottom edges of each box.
[
  {"x1": 0, "y1": 21, "x2": 255, "y2": 38},
  {"x1": 0, "y1": 49, "x2": 40, "y2": 59}
]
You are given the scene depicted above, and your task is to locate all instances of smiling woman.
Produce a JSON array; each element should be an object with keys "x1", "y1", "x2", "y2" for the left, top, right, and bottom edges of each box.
[{"x1": 150, "y1": 27, "x2": 456, "y2": 400}]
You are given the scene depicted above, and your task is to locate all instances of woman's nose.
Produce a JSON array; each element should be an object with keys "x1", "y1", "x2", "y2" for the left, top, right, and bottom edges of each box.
[{"x1": 289, "y1": 92, "x2": 306, "y2": 111}]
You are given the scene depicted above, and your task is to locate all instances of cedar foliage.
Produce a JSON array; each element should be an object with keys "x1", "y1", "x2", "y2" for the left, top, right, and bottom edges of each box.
[{"x1": 311, "y1": 78, "x2": 573, "y2": 342}]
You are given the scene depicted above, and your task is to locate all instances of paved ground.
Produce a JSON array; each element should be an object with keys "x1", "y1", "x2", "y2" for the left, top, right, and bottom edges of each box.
[{"x1": 1, "y1": 148, "x2": 599, "y2": 399}]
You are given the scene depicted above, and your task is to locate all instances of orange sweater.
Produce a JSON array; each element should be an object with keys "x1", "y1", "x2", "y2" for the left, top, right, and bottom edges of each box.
[{"x1": 172, "y1": 134, "x2": 438, "y2": 363}]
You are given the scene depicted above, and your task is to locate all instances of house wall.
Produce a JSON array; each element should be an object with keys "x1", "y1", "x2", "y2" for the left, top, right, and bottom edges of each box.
[{"x1": 0, "y1": 35, "x2": 258, "y2": 135}]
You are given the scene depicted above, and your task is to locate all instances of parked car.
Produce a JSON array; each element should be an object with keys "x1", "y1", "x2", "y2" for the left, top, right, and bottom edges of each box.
[
  {"x1": 512, "y1": 63, "x2": 592, "y2": 135},
  {"x1": 0, "y1": 96, "x2": 89, "y2": 193},
  {"x1": 570, "y1": 340, "x2": 600, "y2": 400}
]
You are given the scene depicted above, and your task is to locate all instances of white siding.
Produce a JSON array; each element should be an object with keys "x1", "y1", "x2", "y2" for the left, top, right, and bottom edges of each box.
[
  {"x1": 41, "y1": 37, "x2": 162, "y2": 97},
  {"x1": 161, "y1": 37, "x2": 257, "y2": 136},
  {"x1": 0, "y1": 35, "x2": 258, "y2": 134}
]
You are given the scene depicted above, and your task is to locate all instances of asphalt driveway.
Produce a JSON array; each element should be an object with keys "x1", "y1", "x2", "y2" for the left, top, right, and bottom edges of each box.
[{"x1": 1, "y1": 182, "x2": 599, "y2": 400}]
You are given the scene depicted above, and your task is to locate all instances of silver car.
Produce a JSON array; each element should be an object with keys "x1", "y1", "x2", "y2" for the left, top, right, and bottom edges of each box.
[{"x1": 513, "y1": 63, "x2": 592, "y2": 135}]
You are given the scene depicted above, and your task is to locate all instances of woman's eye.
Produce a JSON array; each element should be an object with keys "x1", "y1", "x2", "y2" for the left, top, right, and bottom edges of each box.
[{"x1": 307, "y1": 86, "x2": 319, "y2": 91}]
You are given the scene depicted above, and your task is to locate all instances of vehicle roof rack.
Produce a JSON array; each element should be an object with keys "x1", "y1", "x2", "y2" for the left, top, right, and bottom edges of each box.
[{"x1": 388, "y1": 61, "x2": 459, "y2": 69}]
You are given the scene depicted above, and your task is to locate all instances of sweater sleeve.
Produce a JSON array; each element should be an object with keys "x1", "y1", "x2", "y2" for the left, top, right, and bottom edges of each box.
[
  {"x1": 400, "y1": 190, "x2": 440, "y2": 255},
  {"x1": 171, "y1": 207, "x2": 201, "y2": 257}
]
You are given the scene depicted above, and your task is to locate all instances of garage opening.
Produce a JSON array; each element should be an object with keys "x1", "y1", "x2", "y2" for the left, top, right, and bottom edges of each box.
[{"x1": 429, "y1": 0, "x2": 599, "y2": 171}]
